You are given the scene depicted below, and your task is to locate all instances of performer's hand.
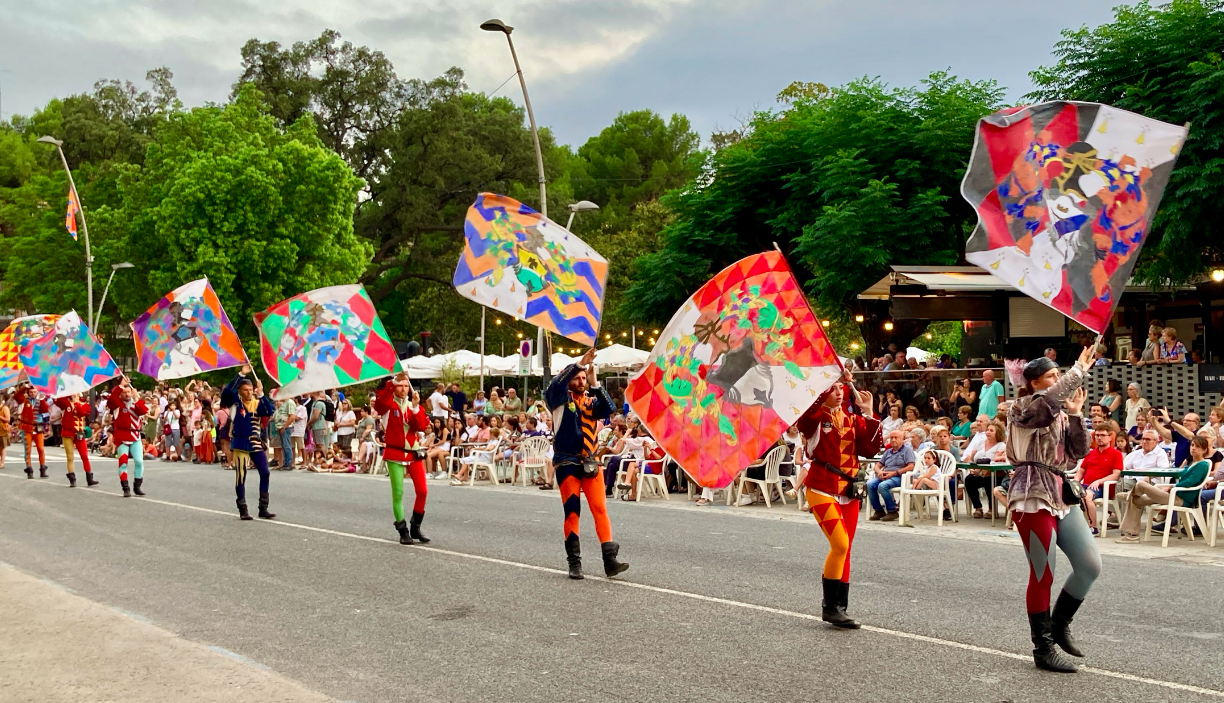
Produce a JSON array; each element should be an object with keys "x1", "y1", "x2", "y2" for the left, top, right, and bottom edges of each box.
[
  {"x1": 411, "y1": 389, "x2": 420, "y2": 404},
  {"x1": 1065, "y1": 387, "x2": 1086, "y2": 415},
  {"x1": 580, "y1": 347, "x2": 596, "y2": 368},
  {"x1": 1077, "y1": 345, "x2": 1093, "y2": 369},
  {"x1": 241, "y1": 364, "x2": 253, "y2": 376},
  {"x1": 853, "y1": 387, "x2": 872, "y2": 410}
]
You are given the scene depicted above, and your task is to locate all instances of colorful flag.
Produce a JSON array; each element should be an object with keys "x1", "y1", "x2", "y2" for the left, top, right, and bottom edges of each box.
[
  {"x1": 0, "y1": 314, "x2": 61, "y2": 389},
  {"x1": 66, "y1": 189, "x2": 80, "y2": 241},
  {"x1": 626, "y1": 252, "x2": 843, "y2": 489},
  {"x1": 962, "y1": 101, "x2": 1188, "y2": 332},
  {"x1": 253, "y1": 284, "x2": 401, "y2": 397},
  {"x1": 17, "y1": 311, "x2": 119, "y2": 398},
  {"x1": 130, "y1": 278, "x2": 247, "y2": 380},
  {"x1": 453, "y1": 193, "x2": 608, "y2": 346}
]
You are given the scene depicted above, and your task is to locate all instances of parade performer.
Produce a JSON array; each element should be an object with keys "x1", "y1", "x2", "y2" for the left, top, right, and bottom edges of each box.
[
  {"x1": 108, "y1": 377, "x2": 149, "y2": 497},
  {"x1": 1006, "y1": 345, "x2": 1099, "y2": 673},
  {"x1": 373, "y1": 372, "x2": 431, "y2": 545},
  {"x1": 220, "y1": 365, "x2": 276, "y2": 520},
  {"x1": 13, "y1": 384, "x2": 49, "y2": 479},
  {"x1": 795, "y1": 379, "x2": 879, "y2": 629},
  {"x1": 544, "y1": 348, "x2": 627, "y2": 580},
  {"x1": 55, "y1": 393, "x2": 98, "y2": 487}
]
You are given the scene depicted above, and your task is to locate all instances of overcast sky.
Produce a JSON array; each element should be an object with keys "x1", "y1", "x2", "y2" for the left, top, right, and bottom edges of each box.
[{"x1": 1, "y1": 0, "x2": 1118, "y2": 149}]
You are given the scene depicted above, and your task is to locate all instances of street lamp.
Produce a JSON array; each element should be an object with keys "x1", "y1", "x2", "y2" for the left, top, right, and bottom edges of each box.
[
  {"x1": 483, "y1": 17, "x2": 553, "y2": 385},
  {"x1": 37, "y1": 135, "x2": 95, "y2": 329},
  {"x1": 95, "y1": 262, "x2": 135, "y2": 331},
  {"x1": 565, "y1": 200, "x2": 600, "y2": 230},
  {"x1": 1213, "y1": 269, "x2": 1224, "y2": 283}
]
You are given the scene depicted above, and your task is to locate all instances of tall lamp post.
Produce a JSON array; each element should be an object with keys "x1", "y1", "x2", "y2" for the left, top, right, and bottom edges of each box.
[
  {"x1": 565, "y1": 200, "x2": 599, "y2": 230},
  {"x1": 95, "y1": 262, "x2": 135, "y2": 331},
  {"x1": 36, "y1": 135, "x2": 94, "y2": 329},
  {"x1": 481, "y1": 18, "x2": 556, "y2": 385}
]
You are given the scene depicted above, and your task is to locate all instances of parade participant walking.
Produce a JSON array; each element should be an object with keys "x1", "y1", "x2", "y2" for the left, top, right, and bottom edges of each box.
[
  {"x1": 13, "y1": 384, "x2": 49, "y2": 478},
  {"x1": 1006, "y1": 345, "x2": 1100, "y2": 673},
  {"x1": 220, "y1": 365, "x2": 276, "y2": 520},
  {"x1": 108, "y1": 377, "x2": 149, "y2": 497},
  {"x1": 795, "y1": 379, "x2": 879, "y2": 629},
  {"x1": 373, "y1": 372, "x2": 431, "y2": 544},
  {"x1": 55, "y1": 393, "x2": 98, "y2": 487},
  {"x1": 543, "y1": 348, "x2": 626, "y2": 580}
]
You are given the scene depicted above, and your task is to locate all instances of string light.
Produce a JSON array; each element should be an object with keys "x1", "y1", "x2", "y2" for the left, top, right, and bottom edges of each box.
[
  {"x1": 821, "y1": 320, "x2": 830, "y2": 327},
  {"x1": 494, "y1": 318, "x2": 502, "y2": 325},
  {"x1": 516, "y1": 332, "x2": 523, "y2": 339},
  {"x1": 620, "y1": 331, "x2": 628, "y2": 337},
  {"x1": 604, "y1": 333, "x2": 612, "y2": 339},
  {"x1": 854, "y1": 315, "x2": 864, "y2": 323},
  {"x1": 884, "y1": 321, "x2": 894, "y2": 331},
  {"x1": 850, "y1": 342, "x2": 859, "y2": 350},
  {"x1": 925, "y1": 332, "x2": 933, "y2": 340},
  {"x1": 652, "y1": 329, "x2": 659, "y2": 335}
]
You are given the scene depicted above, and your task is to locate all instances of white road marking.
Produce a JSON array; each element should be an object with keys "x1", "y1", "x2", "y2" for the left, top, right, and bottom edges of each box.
[{"x1": 2, "y1": 469, "x2": 1222, "y2": 697}]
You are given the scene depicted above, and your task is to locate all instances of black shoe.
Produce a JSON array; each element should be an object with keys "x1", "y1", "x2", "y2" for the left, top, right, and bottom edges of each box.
[
  {"x1": 25, "y1": 467, "x2": 33, "y2": 479},
  {"x1": 67, "y1": 472, "x2": 77, "y2": 488},
  {"x1": 85, "y1": 471, "x2": 99, "y2": 486},
  {"x1": 237, "y1": 499, "x2": 253, "y2": 520},
  {"x1": 1051, "y1": 590, "x2": 1085, "y2": 657},
  {"x1": 394, "y1": 519, "x2": 414, "y2": 545},
  {"x1": 409, "y1": 511, "x2": 430, "y2": 544},
  {"x1": 257, "y1": 492, "x2": 275, "y2": 519},
  {"x1": 121, "y1": 479, "x2": 131, "y2": 497},
  {"x1": 821, "y1": 578, "x2": 860, "y2": 628},
  {"x1": 133, "y1": 478, "x2": 145, "y2": 496},
  {"x1": 1029, "y1": 611, "x2": 1078, "y2": 672},
  {"x1": 564, "y1": 537, "x2": 583, "y2": 580},
  {"x1": 601, "y1": 541, "x2": 629, "y2": 578},
  {"x1": 39, "y1": 465, "x2": 48, "y2": 478}
]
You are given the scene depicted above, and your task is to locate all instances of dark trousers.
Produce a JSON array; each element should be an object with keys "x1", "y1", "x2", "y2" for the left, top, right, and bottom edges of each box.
[
  {"x1": 964, "y1": 473, "x2": 994, "y2": 510},
  {"x1": 604, "y1": 456, "x2": 624, "y2": 494}
]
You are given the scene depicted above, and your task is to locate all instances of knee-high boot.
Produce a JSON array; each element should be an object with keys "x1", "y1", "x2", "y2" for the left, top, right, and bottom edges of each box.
[
  {"x1": 601, "y1": 541, "x2": 629, "y2": 577},
  {"x1": 564, "y1": 536, "x2": 583, "y2": 580},
  {"x1": 409, "y1": 511, "x2": 430, "y2": 544},
  {"x1": 394, "y1": 520, "x2": 413, "y2": 545},
  {"x1": 1029, "y1": 612, "x2": 1078, "y2": 672},
  {"x1": 258, "y1": 492, "x2": 275, "y2": 519},
  {"x1": 133, "y1": 478, "x2": 145, "y2": 496},
  {"x1": 1051, "y1": 590, "x2": 1085, "y2": 657},
  {"x1": 237, "y1": 499, "x2": 252, "y2": 520}
]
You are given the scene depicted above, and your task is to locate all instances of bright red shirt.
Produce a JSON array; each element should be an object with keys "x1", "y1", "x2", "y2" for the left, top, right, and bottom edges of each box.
[
  {"x1": 373, "y1": 383, "x2": 430, "y2": 464},
  {"x1": 1080, "y1": 446, "x2": 1123, "y2": 485},
  {"x1": 55, "y1": 397, "x2": 91, "y2": 437},
  {"x1": 795, "y1": 403, "x2": 881, "y2": 497}
]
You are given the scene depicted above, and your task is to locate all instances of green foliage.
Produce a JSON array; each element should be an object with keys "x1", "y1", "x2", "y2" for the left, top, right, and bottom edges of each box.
[
  {"x1": 570, "y1": 110, "x2": 701, "y2": 211},
  {"x1": 438, "y1": 357, "x2": 481, "y2": 398},
  {"x1": 98, "y1": 84, "x2": 369, "y2": 358},
  {"x1": 0, "y1": 171, "x2": 92, "y2": 315},
  {"x1": 625, "y1": 72, "x2": 1005, "y2": 330},
  {"x1": 910, "y1": 321, "x2": 962, "y2": 360},
  {"x1": 1028, "y1": 0, "x2": 1224, "y2": 282}
]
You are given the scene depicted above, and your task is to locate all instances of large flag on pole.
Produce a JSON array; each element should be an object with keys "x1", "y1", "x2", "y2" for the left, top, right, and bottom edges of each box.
[
  {"x1": 253, "y1": 284, "x2": 401, "y2": 397},
  {"x1": 626, "y1": 251, "x2": 843, "y2": 489},
  {"x1": 65, "y1": 188, "x2": 80, "y2": 241},
  {"x1": 0, "y1": 314, "x2": 61, "y2": 389},
  {"x1": 962, "y1": 101, "x2": 1188, "y2": 332},
  {"x1": 131, "y1": 278, "x2": 247, "y2": 380},
  {"x1": 17, "y1": 311, "x2": 119, "y2": 398},
  {"x1": 453, "y1": 193, "x2": 608, "y2": 346}
]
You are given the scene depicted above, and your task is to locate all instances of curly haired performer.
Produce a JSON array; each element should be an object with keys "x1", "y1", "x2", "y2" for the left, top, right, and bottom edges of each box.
[
  {"x1": 794, "y1": 377, "x2": 879, "y2": 629},
  {"x1": 13, "y1": 384, "x2": 49, "y2": 479},
  {"x1": 373, "y1": 372, "x2": 432, "y2": 545},
  {"x1": 220, "y1": 366, "x2": 276, "y2": 520},
  {"x1": 55, "y1": 393, "x2": 98, "y2": 487},
  {"x1": 1007, "y1": 346, "x2": 1100, "y2": 673},
  {"x1": 544, "y1": 348, "x2": 627, "y2": 580}
]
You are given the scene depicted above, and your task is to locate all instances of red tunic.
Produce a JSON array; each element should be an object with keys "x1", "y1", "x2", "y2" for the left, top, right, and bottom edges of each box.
[
  {"x1": 107, "y1": 394, "x2": 148, "y2": 444},
  {"x1": 796, "y1": 404, "x2": 881, "y2": 497},
  {"x1": 13, "y1": 387, "x2": 48, "y2": 433},
  {"x1": 373, "y1": 384, "x2": 429, "y2": 463},
  {"x1": 55, "y1": 397, "x2": 91, "y2": 438}
]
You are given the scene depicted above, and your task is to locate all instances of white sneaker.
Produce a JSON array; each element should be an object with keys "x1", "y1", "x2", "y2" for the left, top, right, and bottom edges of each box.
[{"x1": 736, "y1": 494, "x2": 756, "y2": 507}]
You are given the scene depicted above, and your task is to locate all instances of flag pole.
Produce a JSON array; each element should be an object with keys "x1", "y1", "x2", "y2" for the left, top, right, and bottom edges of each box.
[{"x1": 38, "y1": 137, "x2": 93, "y2": 329}]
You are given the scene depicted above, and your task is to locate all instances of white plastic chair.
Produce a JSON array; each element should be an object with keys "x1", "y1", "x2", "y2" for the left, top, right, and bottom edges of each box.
[
  {"x1": 1095, "y1": 480, "x2": 1118, "y2": 538},
  {"x1": 735, "y1": 446, "x2": 788, "y2": 508},
  {"x1": 464, "y1": 442, "x2": 502, "y2": 487},
  {"x1": 1207, "y1": 486, "x2": 1223, "y2": 547},
  {"x1": 514, "y1": 436, "x2": 550, "y2": 487},
  {"x1": 634, "y1": 456, "x2": 672, "y2": 502},
  {"x1": 368, "y1": 447, "x2": 387, "y2": 477},
  {"x1": 1143, "y1": 475, "x2": 1210, "y2": 548},
  {"x1": 898, "y1": 449, "x2": 958, "y2": 526}
]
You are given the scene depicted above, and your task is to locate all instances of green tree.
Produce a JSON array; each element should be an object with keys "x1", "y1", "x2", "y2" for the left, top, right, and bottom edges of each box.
[
  {"x1": 96, "y1": 84, "x2": 369, "y2": 354},
  {"x1": 1028, "y1": 0, "x2": 1224, "y2": 283}
]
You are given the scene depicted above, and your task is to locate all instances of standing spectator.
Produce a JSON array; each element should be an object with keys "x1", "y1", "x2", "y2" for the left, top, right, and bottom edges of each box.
[
  {"x1": 290, "y1": 398, "x2": 307, "y2": 469},
  {"x1": 1157, "y1": 327, "x2": 1187, "y2": 364},
  {"x1": 1099, "y1": 379, "x2": 1124, "y2": 425},
  {"x1": 502, "y1": 387, "x2": 523, "y2": 416},
  {"x1": 446, "y1": 383, "x2": 468, "y2": 421},
  {"x1": 335, "y1": 399, "x2": 357, "y2": 458},
  {"x1": 428, "y1": 383, "x2": 450, "y2": 421},
  {"x1": 865, "y1": 430, "x2": 914, "y2": 522},
  {"x1": 977, "y1": 369, "x2": 1006, "y2": 420},
  {"x1": 1043, "y1": 348, "x2": 1058, "y2": 363},
  {"x1": 1136, "y1": 323, "x2": 1163, "y2": 366},
  {"x1": 271, "y1": 393, "x2": 296, "y2": 470},
  {"x1": 1123, "y1": 383, "x2": 1149, "y2": 432},
  {"x1": 307, "y1": 392, "x2": 329, "y2": 471},
  {"x1": 1116, "y1": 436, "x2": 1211, "y2": 543},
  {"x1": 1092, "y1": 344, "x2": 1110, "y2": 367},
  {"x1": 0, "y1": 394, "x2": 10, "y2": 470}
]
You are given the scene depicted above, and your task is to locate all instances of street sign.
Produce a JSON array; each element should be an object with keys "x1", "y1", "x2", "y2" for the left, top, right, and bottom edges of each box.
[
  {"x1": 518, "y1": 340, "x2": 533, "y2": 376},
  {"x1": 1199, "y1": 363, "x2": 1224, "y2": 394}
]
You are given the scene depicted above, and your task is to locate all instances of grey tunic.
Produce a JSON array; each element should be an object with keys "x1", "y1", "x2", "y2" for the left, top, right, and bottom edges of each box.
[{"x1": 1005, "y1": 362, "x2": 1092, "y2": 513}]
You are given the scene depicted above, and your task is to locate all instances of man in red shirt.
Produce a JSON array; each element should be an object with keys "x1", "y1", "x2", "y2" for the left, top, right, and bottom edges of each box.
[
  {"x1": 1074, "y1": 427, "x2": 1123, "y2": 532},
  {"x1": 55, "y1": 394, "x2": 98, "y2": 488},
  {"x1": 373, "y1": 372, "x2": 431, "y2": 545},
  {"x1": 13, "y1": 384, "x2": 48, "y2": 478}
]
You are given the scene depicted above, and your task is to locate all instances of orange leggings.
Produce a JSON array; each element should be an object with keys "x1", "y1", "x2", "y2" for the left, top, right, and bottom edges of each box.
[
  {"x1": 558, "y1": 466, "x2": 612, "y2": 543},
  {"x1": 24, "y1": 432, "x2": 46, "y2": 468},
  {"x1": 806, "y1": 489, "x2": 859, "y2": 582},
  {"x1": 64, "y1": 436, "x2": 91, "y2": 474}
]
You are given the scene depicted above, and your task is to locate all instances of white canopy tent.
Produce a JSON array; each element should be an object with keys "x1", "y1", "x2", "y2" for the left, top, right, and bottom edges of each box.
[{"x1": 593, "y1": 343, "x2": 649, "y2": 372}]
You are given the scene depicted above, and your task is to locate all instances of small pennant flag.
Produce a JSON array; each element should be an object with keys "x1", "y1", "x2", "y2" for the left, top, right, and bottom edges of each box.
[{"x1": 65, "y1": 189, "x2": 80, "y2": 241}]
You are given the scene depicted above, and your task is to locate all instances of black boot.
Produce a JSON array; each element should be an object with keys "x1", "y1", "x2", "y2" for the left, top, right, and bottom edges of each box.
[
  {"x1": 1029, "y1": 611, "x2": 1078, "y2": 672},
  {"x1": 837, "y1": 580, "x2": 861, "y2": 629},
  {"x1": 409, "y1": 511, "x2": 430, "y2": 544},
  {"x1": 821, "y1": 578, "x2": 860, "y2": 629},
  {"x1": 25, "y1": 466, "x2": 33, "y2": 479},
  {"x1": 394, "y1": 520, "x2": 414, "y2": 545},
  {"x1": 1051, "y1": 590, "x2": 1085, "y2": 657},
  {"x1": 67, "y1": 472, "x2": 77, "y2": 487},
  {"x1": 121, "y1": 479, "x2": 131, "y2": 497},
  {"x1": 564, "y1": 536, "x2": 583, "y2": 580},
  {"x1": 39, "y1": 465, "x2": 48, "y2": 478},
  {"x1": 85, "y1": 471, "x2": 99, "y2": 486},
  {"x1": 237, "y1": 499, "x2": 253, "y2": 520},
  {"x1": 601, "y1": 541, "x2": 629, "y2": 578},
  {"x1": 133, "y1": 478, "x2": 145, "y2": 496},
  {"x1": 257, "y1": 492, "x2": 275, "y2": 519}
]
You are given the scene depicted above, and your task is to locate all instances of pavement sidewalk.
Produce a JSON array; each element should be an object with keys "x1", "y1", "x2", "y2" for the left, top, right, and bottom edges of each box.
[{"x1": 0, "y1": 562, "x2": 337, "y2": 703}]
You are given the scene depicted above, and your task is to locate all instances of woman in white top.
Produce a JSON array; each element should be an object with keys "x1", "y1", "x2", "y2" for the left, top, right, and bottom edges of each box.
[
  {"x1": 880, "y1": 404, "x2": 904, "y2": 436},
  {"x1": 334, "y1": 399, "x2": 357, "y2": 456},
  {"x1": 1123, "y1": 383, "x2": 1149, "y2": 431},
  {"x1": 613, "y1": 427, "x2": 655, "y2": 501},
  {"x1": 452, "y1": 428, "x2": 500, "y2": 484}
]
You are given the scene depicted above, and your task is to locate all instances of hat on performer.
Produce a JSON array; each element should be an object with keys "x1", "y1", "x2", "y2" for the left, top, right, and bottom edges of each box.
[{"x1": 1022, "y1": 357, "x2": 1057, "y2": 382}]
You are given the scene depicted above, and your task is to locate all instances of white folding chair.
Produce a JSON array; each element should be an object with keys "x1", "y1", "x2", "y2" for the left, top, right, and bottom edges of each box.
[
  {"x1": 368, "y1": 448, "x2": 387, "y2": 477},
  {"x1": 897, "y1": 450, "x2": 957, "y2": 526},
  {"x1": 1143, "y1": 475, "x2": 1210, "y2": 548},
  {"x1": 1207, "y1": 487, "x2": 1223, "y2": 547},
  {"x1": 632, "y1": 456, "x2": 672, "y2": 502},
  {"x1": 1095, "y1": 480, "x2": 1118, "y2": 538},
  {"x1": 735, "y1": 446, "x2": 789, "y2": 508},
  {"x1": 465, "y1": 442, "x2": 502, "y2": 487},
  {"x1": 514, "y1": 436, "x2": 549, "y2": 487}
]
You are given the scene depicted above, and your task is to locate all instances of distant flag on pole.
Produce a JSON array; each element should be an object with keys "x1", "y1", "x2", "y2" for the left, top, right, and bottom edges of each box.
[{"x1": 65, "y1": 188, "x2": 80, "y2": 241}]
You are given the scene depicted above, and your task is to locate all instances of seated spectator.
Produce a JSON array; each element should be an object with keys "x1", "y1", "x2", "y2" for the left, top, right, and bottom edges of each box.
[
  {"x1": 452, "y1": 428, "x2": 501, "y2": 484},
  {"x1": 910, "y1": 450, "x2": 953, "y2": 521},
  {"x1": 1150, "y1": 408, "x2": 1200, "y2": 467},
  {"x1": 908, "y1": 427, "x2": 933, "y2": 454},
  {"x1": 866, "y1": 430, "x2": 915, "y2": 522},
  {"x1": 1113, "y1": 431, "x2": 1133, "y2": 455},
  {"x1": 904, "y1": 405, "x2": 921, "y2": 423},
  {"x1": 1127, "y1": 410, "x2": 1148, "y2": 445},
  {"x1": 951, "y1": 405, "x2": 973, "y2": 439},
  {"x1": 1199, "y1": 432, "x2": 1224, "y2": 514},
  {"x1": 620, "y1": 428, "x2": 659, "y2": 502},
  {"x1": 964, "y1": 419, "x2": 1007, "y2": 519},
  {"x1": 880, "y1": 403, "x2": 904, "y2": 436},
  {"x1": 961, "y1": 414, "x2": 991, "y2": 463},
  {"x1": 1116, "y1": 435, "x2": 1211, "y2": 542},
  {"x1": 931, "y1": 425, "x2": 961, "y2": 462},
  {"x1": 1088, "y1": 403, "x2": 1109, "y2": 429},
  {"x1": 1157, "y1": 327, "x2": 1187, "y2": 364},
  {"x1": 1117, "y1": 429, "x2": 1171, "y2": 499},
  {"x1": 1076, "y1": 427, "x2": 1124, "y2": 533}
]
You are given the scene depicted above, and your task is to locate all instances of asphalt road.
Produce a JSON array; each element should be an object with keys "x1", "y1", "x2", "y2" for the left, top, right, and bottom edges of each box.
[{"x1": 2, "y1": 446, "x2": 1222, "y2": 702}]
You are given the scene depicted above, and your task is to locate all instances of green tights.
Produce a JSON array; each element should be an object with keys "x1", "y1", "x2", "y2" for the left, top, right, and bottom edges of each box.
[{"x1": 387, "y1": 460, "x2": 427, "y2": 522}]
